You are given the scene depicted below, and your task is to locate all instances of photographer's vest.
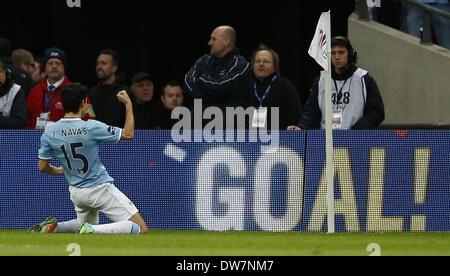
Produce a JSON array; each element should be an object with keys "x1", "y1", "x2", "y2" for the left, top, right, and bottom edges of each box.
[
  {"x1": 0, "y1": 84, "x2": 21, "y2": 117},
  {"x1": 318, "y1": 68, "x2": 368, "y2": 129}
]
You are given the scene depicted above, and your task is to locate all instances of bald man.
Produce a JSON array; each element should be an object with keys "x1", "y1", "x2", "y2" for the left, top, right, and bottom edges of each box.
[
  {"x1": 183, "y1": 25, "x2": 252, "y2": 129},
  {"x1": 208, "y1": 26, "x2": 237, "y2": 58}
]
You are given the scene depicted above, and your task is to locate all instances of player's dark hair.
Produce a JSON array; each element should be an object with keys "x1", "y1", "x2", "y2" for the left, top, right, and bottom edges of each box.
[{"x1": 60, "y1": 83, "x2": 88, "y2": 114}]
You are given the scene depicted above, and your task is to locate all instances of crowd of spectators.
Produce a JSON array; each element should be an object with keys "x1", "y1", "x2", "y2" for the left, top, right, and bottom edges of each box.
[{"x1": 0, "y1": 24, "x2": 388, "y2": 131}]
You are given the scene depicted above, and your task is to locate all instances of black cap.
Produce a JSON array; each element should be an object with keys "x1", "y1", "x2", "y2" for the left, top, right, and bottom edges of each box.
[
  {"x1": 131, "y1": 72, "x2": 153, "y2": 84},
  {"x1": 44, "y1": 47, "x2": 68, "y2": 69}
]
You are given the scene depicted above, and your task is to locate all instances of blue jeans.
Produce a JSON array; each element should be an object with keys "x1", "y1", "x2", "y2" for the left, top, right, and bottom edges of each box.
[{"x1": 401, "y1": 3, "x2": 450, "y2": 49}]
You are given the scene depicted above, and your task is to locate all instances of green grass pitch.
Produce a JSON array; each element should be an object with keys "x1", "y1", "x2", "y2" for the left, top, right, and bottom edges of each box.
[{"x1": 0, "y1": 230, "x2": 448, "y2": 256}]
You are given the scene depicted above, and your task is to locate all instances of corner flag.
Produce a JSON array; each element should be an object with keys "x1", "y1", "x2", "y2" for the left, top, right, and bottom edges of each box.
[
  {"x1": 308, "y1": 11, "x2": 331, "y2": 71},
  {"x1": 309, "y1": 11, "x2": 335, "y2": 234}
]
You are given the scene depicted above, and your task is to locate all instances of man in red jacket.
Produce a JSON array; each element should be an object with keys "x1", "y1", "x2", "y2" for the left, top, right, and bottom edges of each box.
[{"x1": 26, "y1": 47, "x2": 95, "y2": 129}]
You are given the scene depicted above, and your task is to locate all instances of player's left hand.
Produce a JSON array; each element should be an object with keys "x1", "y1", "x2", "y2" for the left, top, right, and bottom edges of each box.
[{"x1": 56, "y1": 166, "x2": 64, "y2": 175}]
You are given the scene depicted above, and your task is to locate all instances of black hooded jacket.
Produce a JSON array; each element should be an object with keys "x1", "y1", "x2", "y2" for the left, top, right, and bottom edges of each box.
[
  {"x1": 0, "y1": 67, "x2": 27, "y2": 129},
  {"x1": 297, "y1": 64, "x2": 385, "y2": 130}
]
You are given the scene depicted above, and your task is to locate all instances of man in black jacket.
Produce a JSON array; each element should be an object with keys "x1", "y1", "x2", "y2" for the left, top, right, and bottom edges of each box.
[
  {"x1": 88, "y1": 49, "x2": 130, "y2": 128},
  {"x1": 129, "y1": 72, "x2": 157, "y2": 129},
  {"x1": 249, "y1": 44, "x2": 303, "y2": 130},
  {"x1": 288, "y1": 36, "x2": 385, "y2": 130},
  {"x1": 0, "y1": 58, "x2": 27, "y2": 129},
  {"x1": 184, "y1": 26, "x2": 252, "y2": 129},
  {"x1": 0, "y1": 37, "x2": 34, "y2": 98}
]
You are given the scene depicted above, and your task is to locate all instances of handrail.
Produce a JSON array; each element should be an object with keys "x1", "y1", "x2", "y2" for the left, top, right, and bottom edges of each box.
[
  {"x1": 355, "y1": 0, "x2": 450, "y2": 45},
  {"x1": 402, "y1": 0, "x2": 450, "y2": 20}
]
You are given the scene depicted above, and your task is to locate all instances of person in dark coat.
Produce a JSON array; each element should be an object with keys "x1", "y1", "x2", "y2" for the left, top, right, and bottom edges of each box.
[
  {"x1": 288, "y1": 36, "x2": 385, "y2": 130},
  {"x1": 153, "y1": 80, "x2": 184, "y2": 130},
  {"x1": 88, "y1": 49, "x2": 130, "y2": 128},
  {"x1": 248, "y1": 44, "x2": 303, "y2": 130},
  {"x1": 183, "y1": 26, "x2": 252, "y2": 129},
  {"x1": 0, "y1": 58, "x2": 27, "y2": 129},
  {"x1": 129, "y1": 72, "x2": 157, "y2": 129}
]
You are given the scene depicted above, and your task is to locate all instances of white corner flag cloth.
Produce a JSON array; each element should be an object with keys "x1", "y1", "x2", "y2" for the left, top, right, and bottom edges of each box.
[{"x1": 308, "y1": 11, "x2": 331, "y2": 71}]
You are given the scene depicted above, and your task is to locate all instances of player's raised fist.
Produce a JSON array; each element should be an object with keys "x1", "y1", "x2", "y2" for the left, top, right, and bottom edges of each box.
[{"x1": 116, "y1": 90, "x2": 131, "y2": 105}]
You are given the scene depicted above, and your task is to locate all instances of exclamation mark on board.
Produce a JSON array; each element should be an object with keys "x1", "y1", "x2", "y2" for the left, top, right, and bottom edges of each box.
[{"x1": 410, "y1": 148, "x2": 430, "y2": 232}]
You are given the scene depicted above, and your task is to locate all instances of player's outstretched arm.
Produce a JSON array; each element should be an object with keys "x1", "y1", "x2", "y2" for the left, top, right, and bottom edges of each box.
[
  {"x1": 116, "y1": 90, "x2": 134, "y2": 140},
  {"x1": 38, "y1": 159, "x2": 64, "y2": 176}
]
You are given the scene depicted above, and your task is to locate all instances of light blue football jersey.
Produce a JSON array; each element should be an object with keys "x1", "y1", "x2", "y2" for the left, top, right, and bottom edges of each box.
[{"x1": 38, "y1": 118, "x2": 122, "y2": 188}]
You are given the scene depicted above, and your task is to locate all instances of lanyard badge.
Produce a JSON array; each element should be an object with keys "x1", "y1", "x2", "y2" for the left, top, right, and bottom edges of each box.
[
  {"x1": 253, "y1": 75, "x2": 278, "y2": 107},
  {"x1": 252, "y1": 75, "x2": 277, "y2": 129}
]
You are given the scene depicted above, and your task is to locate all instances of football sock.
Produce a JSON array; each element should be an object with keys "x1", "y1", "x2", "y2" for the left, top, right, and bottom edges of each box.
[
  {"x1": 91, "y1": 221, "x2": 140, "y2": 234},
  {"x1": 53, "y1": 219, "x2": 82, "y2": 233}
]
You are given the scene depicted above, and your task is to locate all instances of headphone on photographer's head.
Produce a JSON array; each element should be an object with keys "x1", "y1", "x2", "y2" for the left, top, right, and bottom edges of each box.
[{"x1": 332, "y1": 36, "x2": 358, "y2": 64}]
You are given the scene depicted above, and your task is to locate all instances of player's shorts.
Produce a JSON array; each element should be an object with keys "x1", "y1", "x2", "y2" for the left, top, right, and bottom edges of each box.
[{"x1": 69, "y1": 183, "x2": 139, "y2": 225}]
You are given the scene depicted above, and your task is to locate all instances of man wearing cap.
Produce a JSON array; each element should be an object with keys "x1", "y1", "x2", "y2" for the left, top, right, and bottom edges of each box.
[
  {"x1": 88, "y1": 49, "x2": 130, "y2": 128},
  {"x1": 26, "y1": 47, "x2": 95, "y2": 129},
  {"x1": 130, "y1": 72, "x2": 157, "y2": 129}
]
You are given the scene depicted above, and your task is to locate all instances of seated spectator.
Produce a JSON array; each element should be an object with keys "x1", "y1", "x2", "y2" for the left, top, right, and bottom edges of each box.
[
  {"x1": 26, "y1": 47, "x2": 95, "y2": 129},
  {"x1": 11, "y1": 49, "x2": 37, "y2": 98},
  {"x1": 153, "y1": 80, "x2": 184, "y2": 130},
  {"x1": 161, "y1": 80, "x2": 184, "y2": 111},
  {"x1": 0, "y1": 37, "x2": 34, "y2": 97},
  {"x1": 129, "y1": 72, "x2": 157, "y2": 129},
  {"x1": 248, "y1": 44, "x2": 303, "y2": 130},
  {"x1": 11, "y1": 49, "x2": 36, "y2": 78},
  {"x1": 401, "y1": 0, "x2": 450, "y2": 49},
  {"x1": 31, "y1": 56, "x2": 46, "y2": 87},
  {"x1": 0, "y1": 58, "x2": 27, "y2": 129},
  {"x1": 88, "y1": 49, "x2": 130, "y2": 128}
]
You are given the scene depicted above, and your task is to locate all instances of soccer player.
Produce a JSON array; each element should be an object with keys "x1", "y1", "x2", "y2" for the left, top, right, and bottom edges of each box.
[{"x1": 29, "y1": 83, "x2": 148, "y2": 234}]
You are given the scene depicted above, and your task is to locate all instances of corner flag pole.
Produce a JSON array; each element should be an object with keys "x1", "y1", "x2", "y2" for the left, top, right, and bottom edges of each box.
[
  {"x1": 308, "y1": 10, "x2": 335, "y2": 234},
  {"x1": 324, "y1": 11, "x2": 335, "y2": 234}
]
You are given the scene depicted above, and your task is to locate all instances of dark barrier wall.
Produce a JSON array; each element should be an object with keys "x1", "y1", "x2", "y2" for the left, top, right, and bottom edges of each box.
[{"x1": 0, "y1": 130, "x2": 448, "y2": 232}]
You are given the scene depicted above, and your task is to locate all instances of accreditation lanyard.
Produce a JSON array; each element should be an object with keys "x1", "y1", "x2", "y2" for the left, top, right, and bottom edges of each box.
[
  {"x1": 43, "y1": 86, "x2": 58, "y2": 113},
  {"x1": 333, "y1": 79, "x2": 348, "y2": 99},
  {"x1": 254, "y1": 75, "x2": 278, "y2": 107},
  {"x1": 333, "y1": 76, "x2": 353, "y2": 103}
]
